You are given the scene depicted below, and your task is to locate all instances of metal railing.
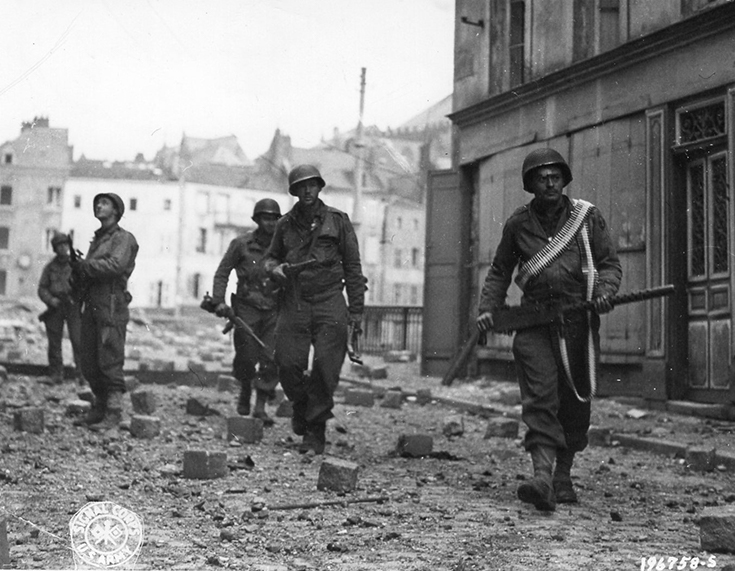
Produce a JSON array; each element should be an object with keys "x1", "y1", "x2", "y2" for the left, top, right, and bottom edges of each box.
[{"x1": 362, "y1": 305, "x2": 423, "y2": 355}]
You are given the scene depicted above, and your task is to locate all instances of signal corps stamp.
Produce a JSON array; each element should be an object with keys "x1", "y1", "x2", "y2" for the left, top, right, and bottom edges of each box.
[{"x1": 69, "y1": 501, "x2": 143, "y2": 569}]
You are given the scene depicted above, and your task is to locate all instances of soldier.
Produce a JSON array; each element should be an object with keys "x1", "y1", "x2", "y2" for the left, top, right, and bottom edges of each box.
[
  {"x1": 37, "y1": 231, "x2": 84, "y2": 384},
  {"x1": 476, "y1": 149, "x2": 622, "y2": 511},
  {"x1": 73, "y1": 192, "x2": 139, "y2": 431},
  {"x1": 211, "y1": 198, "x2": 282, "y2": 425},
  {"x1": 264, "y1": 165, "x2": 366, "y2": 455}
]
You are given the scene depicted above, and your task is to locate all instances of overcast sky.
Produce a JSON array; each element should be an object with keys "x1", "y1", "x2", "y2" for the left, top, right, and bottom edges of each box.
[{"x1": 0, "y1": 0, "x2": 455, "y2": 162}]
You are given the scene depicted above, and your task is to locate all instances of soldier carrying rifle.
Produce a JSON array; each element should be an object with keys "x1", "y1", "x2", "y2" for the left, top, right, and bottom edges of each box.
[{"x1": 476, "y1": 149, "x2": 622, "y2": 511}]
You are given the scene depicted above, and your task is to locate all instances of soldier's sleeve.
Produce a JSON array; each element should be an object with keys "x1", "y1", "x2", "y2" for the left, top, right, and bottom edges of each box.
[
  {"x1": 37, "y1": 264, "x2": 54, "y2": 305},
  {"x1": 211, "y1": 238, "x2": 238, "y2": 305},
  {"x1": 338, "y1": 213, "x2": 366, "y2": 316},
  {"x1": 478, "y1": 221, "x2": 518, "y2": 314},
  {"x1": 590, "y1": 208, "x2": 622, "y2": 298},
  {"x1": 82, "y1": 231, "x2": 138, "y2": 279}
]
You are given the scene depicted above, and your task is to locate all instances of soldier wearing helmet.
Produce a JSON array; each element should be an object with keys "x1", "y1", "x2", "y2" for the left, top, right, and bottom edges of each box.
[
  {"x1": 476, "y1": 148, "x2": 621, "y2": 511},
  {"x1": 73, "y1": 192, "x2": 139, "y2": 431},
  {"x1": 264, "y1": 164, "x2": 366, "y2": 455},
  {"x1": 211, "y1": 197, "x2": 283, "y2": 424},
  {"x1": 37, "y1": 231, "x2": 84, "y2": 385}
]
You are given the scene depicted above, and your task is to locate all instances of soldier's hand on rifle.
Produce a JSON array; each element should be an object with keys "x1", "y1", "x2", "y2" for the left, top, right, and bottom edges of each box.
[
  {"x1": 476, "y1": 311, "x2": 494, "y2": 332},
  {"x1": 214, "y1": 303, "x2": 230, "y2": 318},
  {"x1": 593, "y1": 295, "x2": 614, "y2": 314},
  {"x1": 271, "y1": 263, "x2": 288, "y2": 284}
]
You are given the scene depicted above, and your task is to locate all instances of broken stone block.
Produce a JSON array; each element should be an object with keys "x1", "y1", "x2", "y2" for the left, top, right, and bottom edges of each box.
[
  {"x1": 344, "y1": 389, "x2": 374, "y2": 408},
  {"x1": 130, "y1": 415, "x2": 161, "y2": 439},
  {"x1": 383, "y1": 350, "x2": 415, "y2": 363},
  {"x1": 700, "y1": 505, "x2": 735, "y2": 553},
  {"x1": 368, "y1": 365, "x2": 388, "y2": 380},
  {"x1": 350, "y1": 363, "x2": 370, "y2": 378},
  {"x1": 415, "y1": 389, "x2": 433, "y2": 406},
  {"x1": 396, "y1": 434, "x2": 433, "y2": 458},
  {"x1": 483, "y1": 417, "x2": 519, "y2": 439},
  {"x1": 186, "y1": 397, "x2": 218, "y2": 416},
  {"x1": 496, "y1": 386, "x2": 521, "y2": 406},
  {"x1": 183, "y1": 450, "x2": 228, "y2": 479},
  {"x1": 317, "y1": 457, "x2": 359, "y2": 493},
  {"x1": 124, "y1": 376, "x2": 140, "y2": 393},
  {"x1": 217, "y1": 375, "x2": 237, "y2": 393},
  {"x1": 13, "y1": 408, "x2": 44, "y2": 434},
  {"x1": 686, "y1": 446, "x2": 716, "y2": 472},
  {"x1": 226, "y1": 416, "x2": 264, "y2": 444},
  {"x1": 127, "y1": 348, "x2": 142, "y2": 360},
  {"x1": 65, "y1": 400, "x2": 91, "y2": 416},
  {"x1": 130, "y1": 390, "x2": 157, "y2": 415},
  {"x1": 275, "y1": 400, "x2": 293, "y2": 418},
  {"x1": 443, "y1": 415, "x2": 465, "y2": 437},
  {"x1": 380, "y1": 390, "x2": 403, "y2": 409},
  {"x1": 587, "y1": 426, "x2": 612, "y2": 447}
]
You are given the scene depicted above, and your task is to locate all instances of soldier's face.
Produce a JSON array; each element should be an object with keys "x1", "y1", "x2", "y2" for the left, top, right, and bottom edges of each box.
[
  {"x1": 54, "y1": 243, "x2": 70, "y2": 257},
  {"x1": 255, "y1": 213, "x2": 279, "y2": 235},
  {"x1": 293, "y1": 179, "x2": 322, "y2": 206},
  {"x1": 94, "y1": 197, "x2": 118, "y2": 221},
  {"x1": 529, "y1": 166, "x2": 565, "y2": 208}
]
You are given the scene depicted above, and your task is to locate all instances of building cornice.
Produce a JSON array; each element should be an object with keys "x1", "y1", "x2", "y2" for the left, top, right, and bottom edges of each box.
[{"x1": 449, "y1": 2, "x2": 735, "y2": 128}]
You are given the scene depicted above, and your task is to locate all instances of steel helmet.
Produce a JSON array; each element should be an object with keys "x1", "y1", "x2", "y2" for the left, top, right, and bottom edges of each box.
[
  {"x1": 252, "y1": 198, "x2": 282, "y2": 218},
  {"x1": 521, "y1": 148, "x2": 573, "y2": 192},
  {"x1": 93, "y1": 192, "x2": 125, "y2": 219},
  {"x1": 288, "y1": 164, "x2": 325, "y2": 196},
  {"x1": 51, "y1": 231, "x2": 70, "y2": 248}
]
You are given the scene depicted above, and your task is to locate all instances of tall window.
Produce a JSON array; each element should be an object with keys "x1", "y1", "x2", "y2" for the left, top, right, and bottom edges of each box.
[
  {"x1": 0, "y1": 269, "x2": 6, "y2": 295},
  {"x1": 163, "y1": 199, "x2": 172, "y2": 211},
  {"x1": 196, "y1": 228, "x2": 207, "y2": 253},
  {"x1": 74, "y1": 195, "x2": 81, "y2": 208},
  {"x1": 0, "y1": 186, "x2": 11, "y2": 205},
  {"x1": 47, "y1": 186, "x2": 61, "y2": 206},
  {"x1": 130, "y1": 198, "x2": 138, "y2": 211},
  {"x1": 599, "y1": 0, "x2": 620, "y2": 53},
  {"x1": 509, "y1": 1, "x2": 525, "y2": 88},
  {"x1": 3, "y1": 153, "x2": 12, "y2": 164},
  {"x1": 0, "y1": 227, "x2": 9, "y2": 249},
  {"x1": 192, "y1": 273, "x2": 201, "y2": 299},
  {"x1": 393, "y1": 249, "x2": 402, "y2": 268},
  {"x1": 393, "y1": 284, "x2": 402, "y2": 304}
]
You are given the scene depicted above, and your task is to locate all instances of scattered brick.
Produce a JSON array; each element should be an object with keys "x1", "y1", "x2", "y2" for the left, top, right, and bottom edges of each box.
[
  {"x1": 183, "y1": 450, "x2": 228, "y2": 479},
  {"x1": 587, "y1": 426, "x2": 612, "y2": 447},
  {"x1": 415, "y1": 389, "x2": 433, "y2": 406},
  {"x1": 186, "y1": 398, "x2": 218, "y2": 417},
  {"x1": 344, "y1": 389, "x2": 374, "y2": 408},
  {"x1": 130, "y1": 415, "x2": 161, "y2": 439},
  {"x1": 65, "y1": 400, "x2": 91, "y2": 416},
  {"x1": 317, "y1": 456, "x2": 360, "y2": 493},
  {"x1": 227, "y1": 416, "x2": 264, "y2": 444},
  {"x1": 483, "y1": 417, "x2": 519, "y2": 439},
  {"x1": 496, "y1": 386, "x2": 521, "y2": 406},
  {"x1": 13, "y1": 407, "x2": 44, "y2": 434},
  {"x1": 127, "y1": 348, "x2": 142, "y2": 360},
  {"x1": 130, "y1": 390, "x2": 157, "y2": 415},
  {"x1": 442, "y1": 415, "x2": 465, "y2": 437},
  {"x1": 275, "y1": 400, "x2": 293, "y2": 418},
  {"x1": 699, "y1": 505, "x2": 735, "y2": 553},
  {"x1": 217, "y1": 375, "x2": 237, "y2": 393},
  {"x1": 350, "y1": 363, "x2": 370, "y2": 378},
  {"x1": 380, "y1": 390, "x2": 403, "y2": 409},
  {"x1": 383, "y1": 350, "x2": 416, "y2": 363},
  {"x1": 368, "y1": 366, "x2": 388, "y2": 380},
  {"x1": 396, "y1": 434, "x2": 433, "y2": 458},
  {"x1": 686, "y1": 446, "x2": 716, "y2": 472}
]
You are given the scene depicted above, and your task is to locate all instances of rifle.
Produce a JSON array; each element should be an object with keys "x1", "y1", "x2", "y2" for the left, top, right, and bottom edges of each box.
[
  {"x1": 441, "y1": 285, "x2": 676, "y2": 387},
  {"x1": 200, "y1": 293, "x2": 273, "y2": 362},
  {"x1": 68, "y1": 236, "x2": 88, "y2": 302},
  {"x1": 280, "y1": 258, "x2": 318, "y2": 279}
]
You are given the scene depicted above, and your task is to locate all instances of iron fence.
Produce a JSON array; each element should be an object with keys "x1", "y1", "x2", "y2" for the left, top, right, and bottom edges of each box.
[{"x1": 362, "y1": 305, "x2": 423, "y2": 355}]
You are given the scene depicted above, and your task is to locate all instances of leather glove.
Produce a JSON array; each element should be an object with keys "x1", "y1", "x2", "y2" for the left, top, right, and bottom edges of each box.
[
  {"x1": 593, "y1": 295, "x2": 614, "y2": 314},
  {"x1": 476, "y1": 311, "x2": 494, "y2": 332}
]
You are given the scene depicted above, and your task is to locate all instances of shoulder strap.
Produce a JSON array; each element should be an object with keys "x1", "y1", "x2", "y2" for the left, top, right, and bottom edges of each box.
[{"x1": 515, "y1": 199, "x2": 593, "y2": 290}]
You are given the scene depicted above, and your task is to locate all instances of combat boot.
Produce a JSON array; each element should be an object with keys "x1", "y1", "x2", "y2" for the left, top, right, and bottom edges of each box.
[
  {"x1": 236, "y1": 379, "x2": 252, "y2": 416},
  {"x1": 89, "y1": 391, "x2": 123, "y2": 432},
  {"x1": 252, "y1": 391, "x2": 274, "y2": 426},
  {"x1": 74, "y1": 392, "x2": 106, "y2": 426},
  {"x1": 553, "y1": 448, "x2": 578, "y2": 504},
  {"x1": 291, "y1": 401, "x2": 308, "y2": 436},
  {"x1": 517, "y1": 445, "x2": 556, "y2": 511},
  {"x1": 298, "y1": 423, "x2": 326, "y2": 455}
]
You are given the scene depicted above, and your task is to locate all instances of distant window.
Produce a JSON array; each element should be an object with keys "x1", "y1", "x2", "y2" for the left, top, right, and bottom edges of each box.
[
  {"x1": 0, "y1": 227, "x2": 8, "y2": 249},
  {"x1": 196, "y1": 228, "x2": 207, "y2": 253},
  {"x1": 192, "y1": 273, "x2": 201, "y2": 299},
  {"x1": 0, "y1": 269, "x2": 6, "y2": 295},
  {"x1": 599, "y1": 0, "x2": 620, "y2": 53},
  {"x1": 410, "y1": 285, "x2": 419, "y2": 305},
  {"x1": 47, "y1": 186, "x2": 61, "y2": 206},
  {"x1": 130, "y1": 198, "x2": 137, "y2": 211},
  {"x1": 413, "y1": 218, "x2": 419, "y2": 231},
  {"x1": 393, "y1": 284, "x2": 402, "y2": 304},
  {"x1": 411, "y1": 248, "x2": 421, "y2": 268},
  {"x1": 393, "y1": 248, "x2": 402, "y2": 268},
  {"x1": 0, "y1": 186, "x2": 11, "y2": 205},
  {"x1": 163, "y1": 199, "x2": 172, "y2": 211},
  {"x1": 74, "y1": 195, "x2": 81, "y2": 208},
  {"x1": 3, "y1": 154, "x2": 11, "y2": 164},
  {"x1": 509, "y1": 1, "x2": 525, "y2": 88},
  {"x1": 396, "y1": 217, "x2": 403, "y2": 230}
]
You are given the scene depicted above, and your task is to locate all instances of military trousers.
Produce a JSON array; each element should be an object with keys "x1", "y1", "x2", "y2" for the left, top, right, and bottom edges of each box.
[
  {"x1": 274, "y1": 292, "x2": 348, "y2": 427},
  {"x1": 512, "y1": 311, "x2": 598, "y2": 453},
  {"x1": 80, "y1": 304, "x2": 128, "y2": 400},
  {"x1": 232, "y1": 300, "x2": 278, "y2": 398},
  {"x1": 44, "y1": 301, "x2": 83, "y2": 380}
]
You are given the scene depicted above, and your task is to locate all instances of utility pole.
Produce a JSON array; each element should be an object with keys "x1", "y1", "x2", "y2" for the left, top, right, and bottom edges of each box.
[{"x1": 352, "y1": 67, "x2": 366, "y2": 232}]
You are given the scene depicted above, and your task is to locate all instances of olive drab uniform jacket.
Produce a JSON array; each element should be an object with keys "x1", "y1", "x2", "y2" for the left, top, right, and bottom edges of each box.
[
  {"x1": 479, "y1": 195, "x2": 621, "y2": 312},
  {"x1": 211, "y1": 229, "x2": 278, "y2": 310},
  {"x1": 38, "y1": 256, "x2": 76, "y2": 306},
  {"x1": 264, "y1": 199, "x2": 366, "y2": 315}
]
